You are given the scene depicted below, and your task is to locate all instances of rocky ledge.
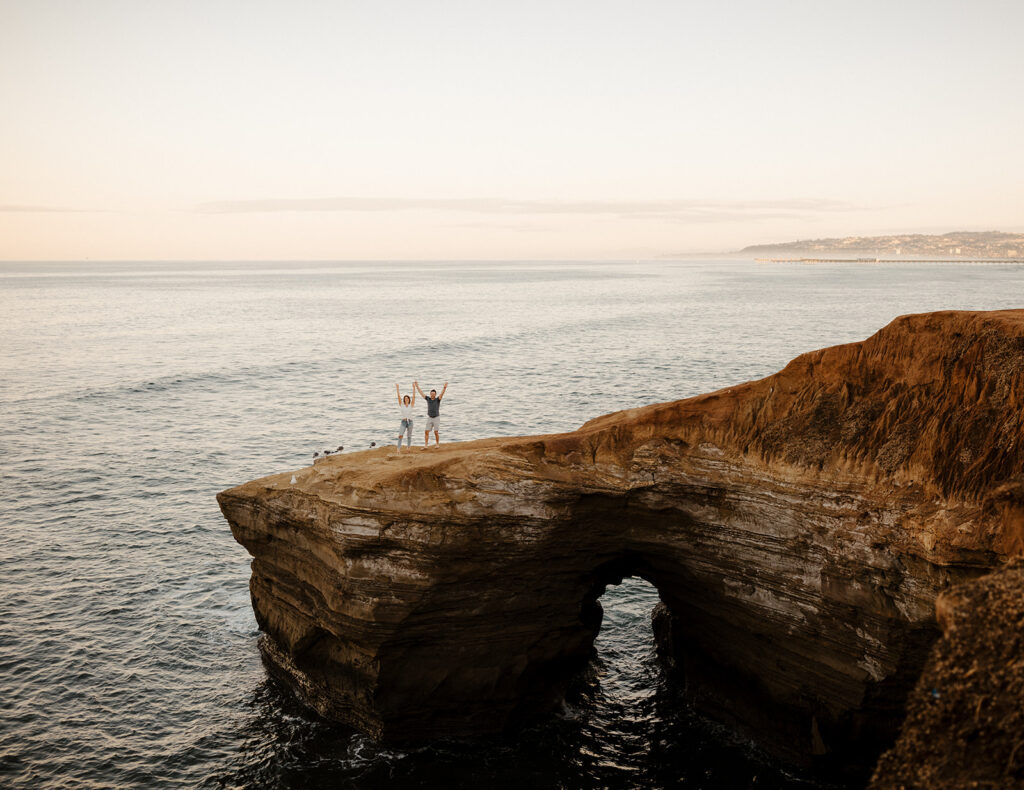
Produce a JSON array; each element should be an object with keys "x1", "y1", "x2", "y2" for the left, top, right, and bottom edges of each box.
[{"x1": 218, "y1": 309, "x2": 1024, "y2": 777}]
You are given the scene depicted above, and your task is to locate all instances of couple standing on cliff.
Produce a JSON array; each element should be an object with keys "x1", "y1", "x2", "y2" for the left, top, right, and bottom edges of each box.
[{"x1": 395, "y1": 381, "x2": 448, "y2": 452}]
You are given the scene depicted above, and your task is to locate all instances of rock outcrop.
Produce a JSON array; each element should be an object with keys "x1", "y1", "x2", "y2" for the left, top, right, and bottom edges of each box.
[
  {"x1": 870, "y1": 560, "x2": 1024, "y2": 788},
  {"x1": 218, "y1": 309, "x2": 1024, "y2": 776}
]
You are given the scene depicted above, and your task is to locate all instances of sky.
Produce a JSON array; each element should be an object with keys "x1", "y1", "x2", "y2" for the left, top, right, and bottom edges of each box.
[{"x1": 1, "y1": 0, "x2": 1022, "y2": 260}]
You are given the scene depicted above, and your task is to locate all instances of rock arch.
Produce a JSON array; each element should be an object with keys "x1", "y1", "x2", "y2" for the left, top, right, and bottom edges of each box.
[{"x1": 219, "y1": 310, "x2": 1024, "y2": 773}]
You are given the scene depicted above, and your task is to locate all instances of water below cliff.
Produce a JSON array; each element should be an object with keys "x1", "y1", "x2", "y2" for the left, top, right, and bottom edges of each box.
[{"x1": 3, "y1": 260, "x2": 1022, "y2": 789}]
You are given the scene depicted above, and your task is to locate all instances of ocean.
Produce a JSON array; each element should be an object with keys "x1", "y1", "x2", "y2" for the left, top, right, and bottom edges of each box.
[{"x1": 2, "y1": 260, "x2": 1021, "y2": 789}]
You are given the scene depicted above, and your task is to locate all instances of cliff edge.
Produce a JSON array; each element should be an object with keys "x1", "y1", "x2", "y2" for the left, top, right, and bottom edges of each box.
[{"x1": 218, "y1": 309, "x2": 1024, "y2": 776}]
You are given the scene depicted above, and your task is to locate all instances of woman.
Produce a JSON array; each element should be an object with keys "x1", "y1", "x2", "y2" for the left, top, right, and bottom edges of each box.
[{"x1": 395, "y1": 383, "x2": 416, "y2": 452}]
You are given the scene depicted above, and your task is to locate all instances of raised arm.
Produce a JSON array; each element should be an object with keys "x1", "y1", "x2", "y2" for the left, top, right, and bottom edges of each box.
[
  {"x1": 439, "y1": 381, "x2": 448, "y2": 399},
  {"x1": 410, "y1": 383, "x2": 417, "y2": 405},
  {"x1": 395, "y1": 382, "x2": 402, "y2": 407},
  {"x1": 413, "y1": 381, "x2": 425, "y2": 398}
]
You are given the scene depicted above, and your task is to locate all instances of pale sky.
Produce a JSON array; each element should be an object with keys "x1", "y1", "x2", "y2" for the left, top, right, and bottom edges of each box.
[{"x1": 1, "y1": 0, "x2": 1022, "y2": 260}]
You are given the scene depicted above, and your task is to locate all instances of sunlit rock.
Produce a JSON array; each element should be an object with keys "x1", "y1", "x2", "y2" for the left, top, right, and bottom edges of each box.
[{"x1": 218, "y1": 309, "x2": 1024, "y2": 774}]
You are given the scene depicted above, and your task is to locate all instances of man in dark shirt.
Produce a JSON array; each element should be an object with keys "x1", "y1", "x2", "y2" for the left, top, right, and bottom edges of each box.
[{"x1": 414, "y1": 381, "x2": 447, "y2": 447}]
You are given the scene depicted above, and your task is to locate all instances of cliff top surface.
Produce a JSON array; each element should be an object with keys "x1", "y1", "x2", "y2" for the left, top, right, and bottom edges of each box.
[{"x1": 224, "y1": 309, "x2": 1024, "y2": 555}]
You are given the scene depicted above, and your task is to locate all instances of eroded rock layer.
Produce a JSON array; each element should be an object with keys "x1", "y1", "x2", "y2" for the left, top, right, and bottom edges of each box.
[{"x1": 218, "y1": 310, "x2": 1024, "y2": 771}]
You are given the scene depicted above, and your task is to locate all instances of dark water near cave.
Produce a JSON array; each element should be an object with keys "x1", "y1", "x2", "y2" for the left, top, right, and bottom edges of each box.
[{"x1": 2, "y1": 260, "x2": 1022, "y2": 789}]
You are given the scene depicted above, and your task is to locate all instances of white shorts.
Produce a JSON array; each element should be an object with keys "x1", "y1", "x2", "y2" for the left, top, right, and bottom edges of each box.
[{"x1": 424, "y1": 416, "x2": 440, "y2": 432}]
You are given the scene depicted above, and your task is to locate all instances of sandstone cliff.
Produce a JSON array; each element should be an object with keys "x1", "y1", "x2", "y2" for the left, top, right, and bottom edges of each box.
[{"x1": 218, "y1": 309, "x2": 1024, "y2": 776}]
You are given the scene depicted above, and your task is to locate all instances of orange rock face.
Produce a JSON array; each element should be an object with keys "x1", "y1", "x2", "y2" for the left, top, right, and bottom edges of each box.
[{"x1": 218, "y1": 309, "x2": 1024, "y2": 776}]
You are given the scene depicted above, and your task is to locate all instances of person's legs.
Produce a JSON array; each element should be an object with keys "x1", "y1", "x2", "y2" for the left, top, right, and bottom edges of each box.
[
  {"x1": 433, "y1": 430, "x2": 440, "y2": 446},
  {"x1": 425, "y1": 416, "x2": 440, "y2": 445}
]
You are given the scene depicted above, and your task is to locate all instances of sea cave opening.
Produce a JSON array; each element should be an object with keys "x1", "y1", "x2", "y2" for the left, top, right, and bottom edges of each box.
[
  {"x1": 567, "y1": 570, "x2": 824, "y2": 788},
  {"x1": 588, "y1": 574, "x2": 664, "y2": 714},
  {"x1": 561, "y1": 573, "x2": 666, "y2": 781}
]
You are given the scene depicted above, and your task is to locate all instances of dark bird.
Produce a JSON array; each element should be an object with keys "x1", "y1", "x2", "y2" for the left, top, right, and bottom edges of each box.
[
  {"x1": 370, "y1": 442, "x2": 376, "y2": 447},
  {"x1": 336, "y1": 445, "x2": 344, "y2": 451},
  {"x1": 313, "y1": 452, "x2": 319, "y2": 458}
]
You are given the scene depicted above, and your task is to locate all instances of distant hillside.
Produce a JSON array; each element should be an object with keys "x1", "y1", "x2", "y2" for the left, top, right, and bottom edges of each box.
[{"x1": 741, "y1": 231, "x2": 1024, "y2": 259}]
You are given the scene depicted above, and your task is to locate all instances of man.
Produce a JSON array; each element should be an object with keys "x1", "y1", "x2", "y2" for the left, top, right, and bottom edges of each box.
[{"x1": 414, "y1": 380, "x2": 447, "y2": 447}]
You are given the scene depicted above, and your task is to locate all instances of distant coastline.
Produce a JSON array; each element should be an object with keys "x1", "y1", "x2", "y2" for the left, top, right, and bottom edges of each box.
[
  {"x1": 740, "y1": 230, "x2": 1024, "y2": 260},
  {"x1": 756, "y1": 256, "x2": 1023, "y2": 265}
]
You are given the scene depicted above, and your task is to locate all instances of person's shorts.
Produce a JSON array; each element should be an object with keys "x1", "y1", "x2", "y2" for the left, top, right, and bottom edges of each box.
[{"x1": 424, "y1": 416, "x2": 440, "y2": 432}]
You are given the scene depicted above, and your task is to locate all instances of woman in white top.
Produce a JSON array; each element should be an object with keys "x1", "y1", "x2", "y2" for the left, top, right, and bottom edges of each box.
[{"x1": 395, "y1": 383, "x2": 416, "y2": 451}]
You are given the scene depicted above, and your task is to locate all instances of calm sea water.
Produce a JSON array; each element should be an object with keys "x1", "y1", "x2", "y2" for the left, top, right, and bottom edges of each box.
[{"x1": 2, "y1": 260, "x2": 1021, "y2": 789}]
